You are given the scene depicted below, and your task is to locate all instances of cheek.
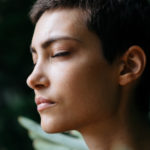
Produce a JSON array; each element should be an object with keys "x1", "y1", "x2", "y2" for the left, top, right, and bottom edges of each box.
[
  {"x1": 50, "y1": 59, "x2": 105, "y2": 100},
  {"x1": 49, "y1": 59, "x2": 117, "y2": 122}
]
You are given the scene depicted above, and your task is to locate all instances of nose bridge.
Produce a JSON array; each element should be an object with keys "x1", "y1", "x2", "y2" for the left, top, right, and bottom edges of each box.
[{"x1": 27, "y1": 60, "x2": 49, "y2": 89}]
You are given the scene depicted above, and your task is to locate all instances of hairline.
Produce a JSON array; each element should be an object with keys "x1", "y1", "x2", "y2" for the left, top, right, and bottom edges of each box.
[{"x1": 30, "y1": 6, "x2": 92, "y2": 26}]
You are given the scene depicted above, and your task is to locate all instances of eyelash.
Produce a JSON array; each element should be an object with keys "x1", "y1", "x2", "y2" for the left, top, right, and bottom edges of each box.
[
  {"x1": 51, "y1": 51, "x2": 70, "y2": 58},
  {"x1": 32, "y1": 51, "x2": 70, "y2": 66}
]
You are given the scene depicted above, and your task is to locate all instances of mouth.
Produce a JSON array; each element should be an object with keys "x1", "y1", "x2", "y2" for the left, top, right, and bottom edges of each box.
[{"x1": 35, "y1": 97, "x2": 56, "y2": 112}]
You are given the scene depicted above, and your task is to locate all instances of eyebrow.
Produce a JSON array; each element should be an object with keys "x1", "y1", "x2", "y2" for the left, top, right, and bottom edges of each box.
[{"x1": 30, "y1": 36, "x2": 82, "y2": 53}]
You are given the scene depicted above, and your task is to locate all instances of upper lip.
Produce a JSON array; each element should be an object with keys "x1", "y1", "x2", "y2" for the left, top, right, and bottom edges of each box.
[{"x1": 35, "y1": 96, "x2": 55, "y2": 105}]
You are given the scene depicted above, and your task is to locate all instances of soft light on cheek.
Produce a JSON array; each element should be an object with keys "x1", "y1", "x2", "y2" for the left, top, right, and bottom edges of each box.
[{"x1": 49, "y1": 59, "x2": 74, "y2": 75}]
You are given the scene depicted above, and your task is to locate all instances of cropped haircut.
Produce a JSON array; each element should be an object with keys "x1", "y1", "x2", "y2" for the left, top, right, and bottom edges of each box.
[{"x1": 30, "y1": 0, "x2": 150, "y2": 116}]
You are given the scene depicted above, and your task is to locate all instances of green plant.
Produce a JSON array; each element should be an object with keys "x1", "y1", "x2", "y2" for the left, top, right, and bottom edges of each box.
[{"x1": 18, "y1": 116, "x2": 89, "y2": 150}]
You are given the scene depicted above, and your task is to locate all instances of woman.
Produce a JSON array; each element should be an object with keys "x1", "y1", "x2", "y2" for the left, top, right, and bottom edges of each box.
[{"x1": 27, "y1": 0, "x2": 150, "y2": 149}]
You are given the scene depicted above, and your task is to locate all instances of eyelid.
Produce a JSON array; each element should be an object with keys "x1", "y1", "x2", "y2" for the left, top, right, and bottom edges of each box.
[
  {"x1": 52, "y1": 51, "x2": 70, "y2": 58},
  {"x1": 30, "y1": 47, "x2": 36, "y2": 54}
]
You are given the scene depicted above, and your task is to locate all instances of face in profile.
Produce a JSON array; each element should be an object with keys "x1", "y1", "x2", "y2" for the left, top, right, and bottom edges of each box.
[{"x1": 27, "y1": 8, "x2": 120, "y2": 133}]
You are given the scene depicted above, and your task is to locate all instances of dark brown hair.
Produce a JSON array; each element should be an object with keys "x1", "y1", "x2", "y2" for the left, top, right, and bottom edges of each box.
[{"x1": 30, "y1": 0, "x2": 150, "y2": 116}]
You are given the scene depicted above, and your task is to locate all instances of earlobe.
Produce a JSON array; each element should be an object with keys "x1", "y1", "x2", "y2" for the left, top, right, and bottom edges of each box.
[{"x1": 119, "y1": 46, "x2": 146, "y2": 86}]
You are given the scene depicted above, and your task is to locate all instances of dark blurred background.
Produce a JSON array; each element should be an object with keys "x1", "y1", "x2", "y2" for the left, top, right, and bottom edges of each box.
[{"x1": 0, "y1": 0, "x2": 39, "y2": 149}]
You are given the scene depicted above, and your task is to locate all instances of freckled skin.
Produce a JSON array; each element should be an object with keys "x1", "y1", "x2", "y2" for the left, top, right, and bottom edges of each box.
[{"x1": 27, "y1": 8, "x2": 120, "y2": 133}]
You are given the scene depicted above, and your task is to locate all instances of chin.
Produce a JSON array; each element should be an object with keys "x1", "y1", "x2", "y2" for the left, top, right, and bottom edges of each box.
[
  {"x1": 40, "y1": 118, "x2": 60, "y2": 133},
  {"x1": 41, "y1": 124, "x2": 60, "y2": 133},
  {"x1": 40, "y1": 115, "x2": 71, "y2": 133}
]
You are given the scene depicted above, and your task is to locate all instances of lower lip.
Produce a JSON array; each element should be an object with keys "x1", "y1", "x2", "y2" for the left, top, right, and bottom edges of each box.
[{"x1": 37, "y1": 102, "x2": 56, "y2": 111}]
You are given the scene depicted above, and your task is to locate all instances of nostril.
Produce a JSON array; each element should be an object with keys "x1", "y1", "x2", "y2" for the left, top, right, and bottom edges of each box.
[
  {"x1": 26, "y1": 69, "x2": 50, "y2": 90},
  {"x1": 35, "y1": 84, "x2": 45, "y2": 90},
  {"x1": 26, "y1": 74, "x2": 50, "y2": 90}
]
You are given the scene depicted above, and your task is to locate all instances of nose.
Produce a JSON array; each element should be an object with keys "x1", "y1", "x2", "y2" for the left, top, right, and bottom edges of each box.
[{"x1": 26, "y1": 65, "x2": 50, "y2": 90}]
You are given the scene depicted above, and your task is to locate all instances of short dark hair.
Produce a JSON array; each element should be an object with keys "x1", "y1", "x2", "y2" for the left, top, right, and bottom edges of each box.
[{"x1": 30, "y1": 0, "x2": 150, "y2": 116}]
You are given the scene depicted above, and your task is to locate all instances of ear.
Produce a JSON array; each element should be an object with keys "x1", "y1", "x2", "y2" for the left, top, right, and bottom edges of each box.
[{"x1": 119, "y1": 46, "x2": 146, "y2": 86}]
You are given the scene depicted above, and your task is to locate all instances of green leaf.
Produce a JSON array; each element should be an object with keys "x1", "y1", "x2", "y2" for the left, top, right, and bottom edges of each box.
[
  {"x1": 70, "y1": 130, "x2": 83, "y2": 139},
  {"x1": 18, "y1": 116, "x2": 88, "y2": 150},
  {"x1": 33, "y1": 138, "x2": 70, "y2": 150}
]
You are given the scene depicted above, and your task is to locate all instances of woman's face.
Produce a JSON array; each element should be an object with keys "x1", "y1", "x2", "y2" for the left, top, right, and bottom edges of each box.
[{"x1": 27, "y1": 8, "x2": 120, "y2": 133}]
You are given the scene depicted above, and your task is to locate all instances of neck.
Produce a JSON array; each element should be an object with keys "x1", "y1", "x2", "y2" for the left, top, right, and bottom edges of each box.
[
  {"x1": 78, "y1": 86, "x2": 150, "y2": 150},
  {"x1": 77, "y1": 84, "x2": 150, "y2": 150},
  {"x1": 79, "y1": 112, "x2": 150, "y2": 150}
]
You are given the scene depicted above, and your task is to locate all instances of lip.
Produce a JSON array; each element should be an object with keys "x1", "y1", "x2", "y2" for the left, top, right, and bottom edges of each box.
[{"x1": 35, "y1": 97, "x2": 56, "y2": 111}]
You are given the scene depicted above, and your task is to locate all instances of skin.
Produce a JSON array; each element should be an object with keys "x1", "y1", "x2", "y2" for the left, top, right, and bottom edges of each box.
[{"x1": 27, "y1": 8, "x2": 150, "y2": 150}]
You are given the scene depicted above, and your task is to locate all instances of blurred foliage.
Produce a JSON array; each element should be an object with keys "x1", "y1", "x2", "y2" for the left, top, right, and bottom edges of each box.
[
  {"x1": 18, "y1": 117, "x2": 89, "y2": 150},
  {"x1": 0, "y1": 0, "x2": 38, "y2": 149}
]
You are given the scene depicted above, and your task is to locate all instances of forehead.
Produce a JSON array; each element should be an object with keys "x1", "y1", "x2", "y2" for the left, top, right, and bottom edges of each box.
[{"x1": 31, "y1": 8, "x2": 89, "y2": 46}]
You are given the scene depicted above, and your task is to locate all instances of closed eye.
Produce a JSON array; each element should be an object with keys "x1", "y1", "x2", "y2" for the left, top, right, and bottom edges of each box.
[{"x1": 52, "y1": 51, "x2": 70, "y2": 58}]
